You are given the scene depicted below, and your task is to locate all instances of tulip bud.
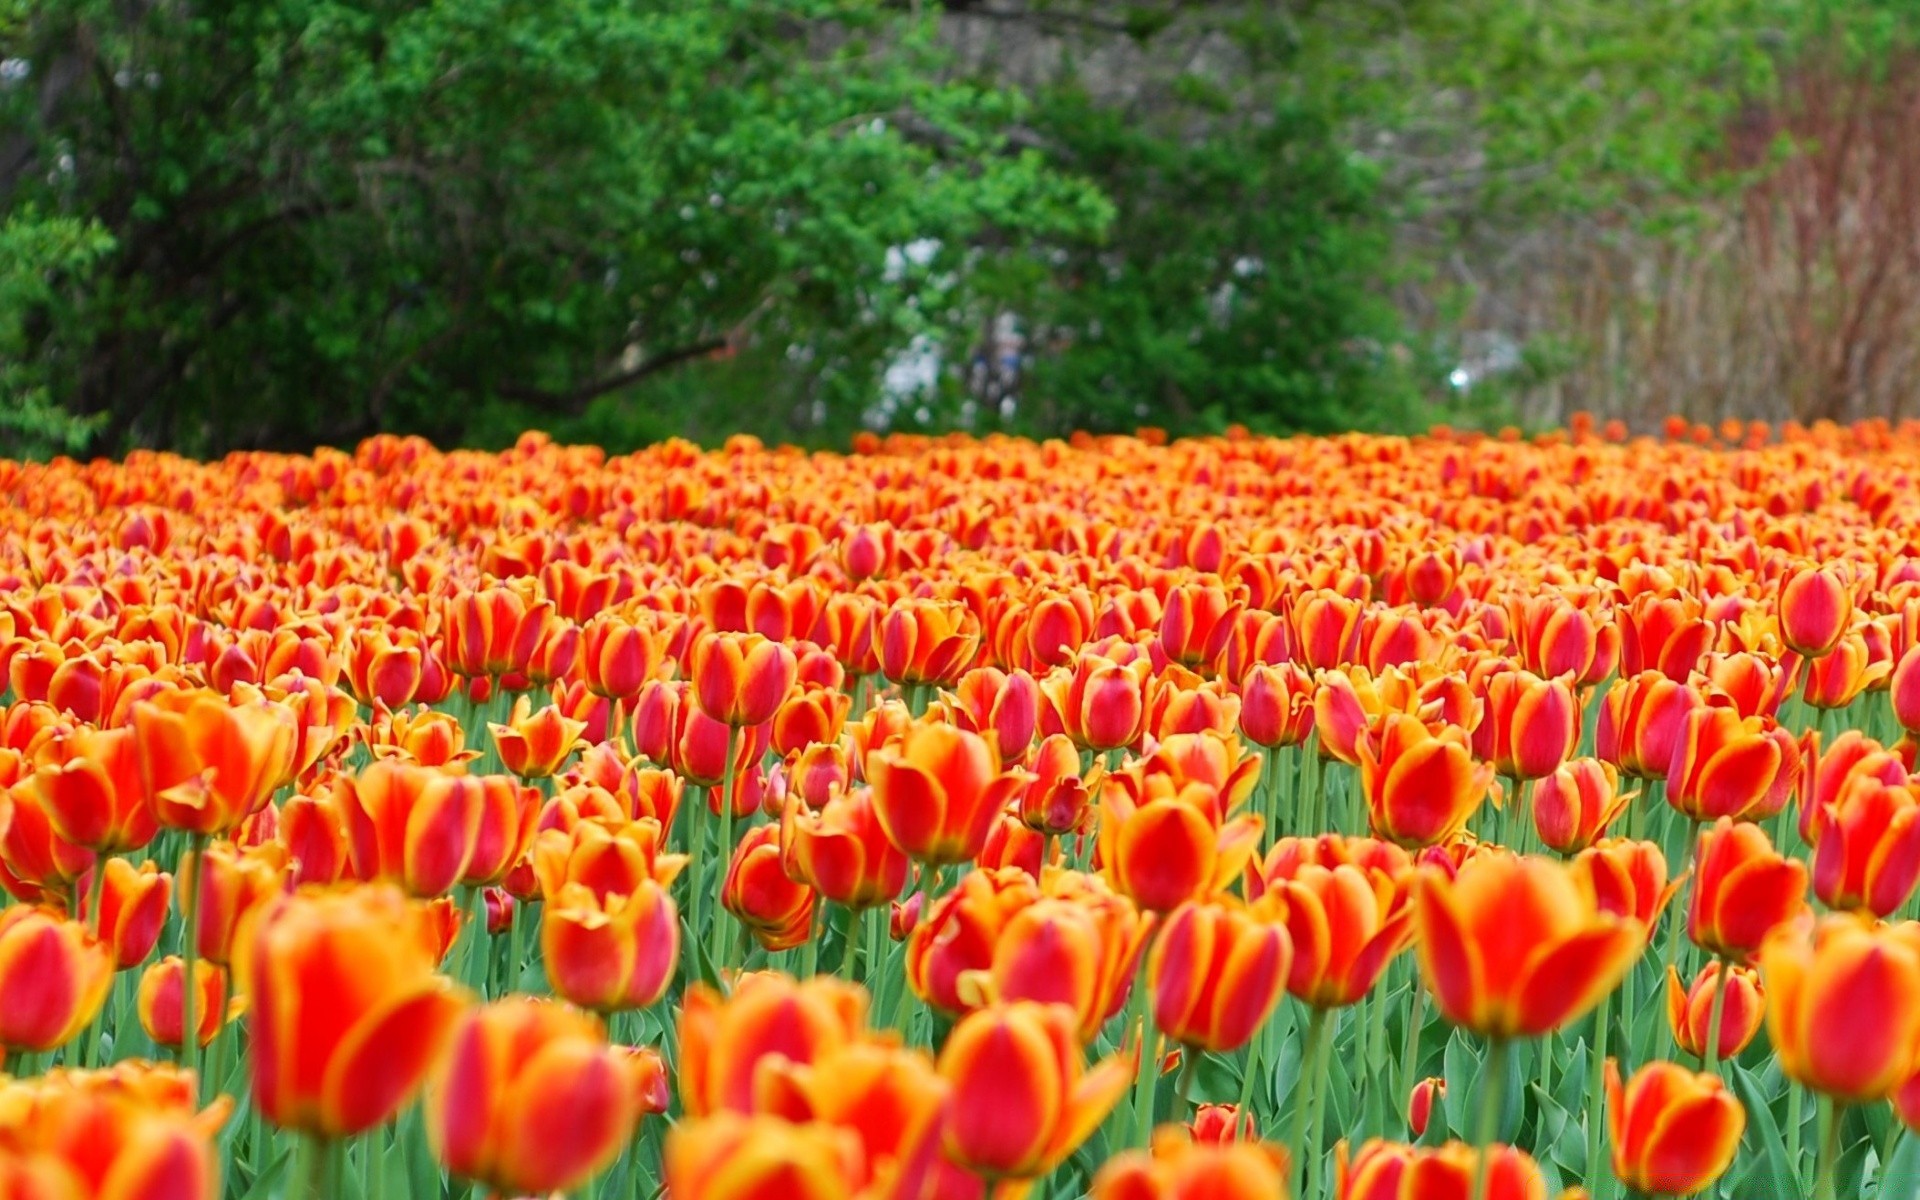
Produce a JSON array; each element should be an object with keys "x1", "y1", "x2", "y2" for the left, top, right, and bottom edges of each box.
[
  {"x1": 1666, "y1": 962, "x2": 1764, "y2": 1062},
  {"x1": 1605, "y1": 1059, "x2": 1744, "y2": 1197},
  {"x1": 0, "y1": 907, "x2": 113, "y2": 1052},
  {"x1": 138, "y1": 956, "x2": 233, "y2": 1049},
  {"x1": 1408, "y1": 1077, "x2": 1444, "y2": 1138}
]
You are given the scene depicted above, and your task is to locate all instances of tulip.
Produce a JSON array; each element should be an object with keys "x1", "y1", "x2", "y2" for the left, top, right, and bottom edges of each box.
[
  {"x1": 1150, "y1": 900, "x2": 1290, "y2": 1052},
  {"x1": 278, "y1": 792, "x2": 351, "y2": 887},
  {"x1": 1334, "y1": 1139, "x2": 1552, "y2": 1200},
  {"x1": 1811, "y1": 776, "x2": 1920, "y2": 916},
  {"x1": 722, "y1": 823, "x2": 815, "y2": 951},
  {"x1": 75, "y1": 856, "x2": 170, "y2": 969},
  {"x1": 1409, "y1": 1078, "x2": 1444, "y2": 1138},
  {"x1": 1017, "y1": 734, "x2": 1103, "y2": 837},
  {"x1": 1159, "y1": 584, "x2": 1244, "y2": 671},
  {"x1": 868, "y1": 723, "x2": 1029, "y2": 866},
  {"x1": 1797, "y1": 728, "x2": 1908, "y2": 846},
  {"x1": 781, "y1": 786, "x2": 910, "y2": 910},
  {"x1": 0, "y1": 907, "x2": 113, "y2": 1052},
  {"x1": 1248, "y1": 833, "x2": 1413, "y2": 903},
  {"x1": 137, "y1": 956, "x2": 234, "y2": 1050},
  {"x1": 0, "y1": 1065, "x2": 229, "y2": 1200},
  {"x1": 678, "y1": 973, "x2": 870, "y2": 1117},
  {"x1": 746, "y1": 1037, "x2": 948, "y2": 1195},
  {"x1": 1777, "y1": 565, "x2": 1852, "y2": 658},
  {"x1": 444, "y1": 585, "x2": 540, "y2": 680},
  {"x1": 771, "y1": 684, "x2": 852, "y2": 757},
  {"x1": 689, "y1": 631, "x2": 799, "y2": 728},
  {"x1": 531, "y1": 816, "x2": 686, "y2": 902},
  {"x1": 906, "y1": 867, "x2": 1042, "y2": 1016},
  {"x1": 333, "y1": 761, "x2": 479, "y2": 897},
  {"x1": 343, "y1": 627, "x2": 427, "y2": 710},
  {"x1": 579, "y1": 612, "x2": 670, "y2": 700},
  {"x1": 1619, "y1": 591, "x2": 1714, "y2": 681},
  {"x1": 429, "y1": 997, "x2": 656, "y2": 1195},
  {"x1": 1596, "y1": 671, "x2": 1701, "y2": 781},
  {"x1": 938, "y1": 666, "x2": 1041, "y2": 764},
  {"x1": 1604, "y1": 1060, "x2": 1743, "y2": 1198},
  {"x1": 1099, "y1": 774, "x2": 1263, "y2": 913},
  {"x1": 1572, "y1": 838, "x2": 1681, "y2": 929},
  {"x1": 1237, "y1": 662, "x2": 1316, "y2": 749},
  {"x1": 1041, "y1": 654, "x2": 1152, "y2": 752},
  {"x1": 938, "y1": 1001, "x2": 1132, "y2": 1180},
  {"x1": 1664, "y1": 706, "x2": 1797, "y2": 823},
  {"x1": 240, "y1": 885, "x2": 467, "y2": 1136},
  {"x1": 1414, "y1": 850, "x2": 1643, "y2": 1039},
  {"x1": 1688, "y1": 818, "x2": 1807, "y2": 963},
  {"x1": 1472, "y1": 668, "x2": 1579, "y2": 781},
  {"x1": 1091, "y1": 1134, "x2": 1289, "y2": 1200},
  {"x1": 985, "y1": 886, "x2": 1153, "y2": 1042},
  {"x1": 1357, "y1": 714, "x2": 1495, "y2": 849},
  {"x1": 1188, "y1": 1103, "x2": 1258, "y2": 1144},
  {"x1": 541, "y1": 881, "x2": 679, "y2": 1012},
  {"x1": 1893, "y1": 644, "x2": 1920, "y2": 737},
  {"x1": 1802, "y1": 631, "x2": 1889, "y2": 709},
  {"x1": 1289, "y1": 589, "x2": 1362, "y2": 672},
  {"x1": 1507, "y1": 592, "x2": 1619, "y2": 688},
  {"x1": 0, "y1": 781, "x2": 95, "y2": 904},
  {"x1": 1697, "y1": 649, "x2": 1794, "y2": 720},
  {"x1": 877, "y1": 599, "x2": 980, "y2": 688},
  {"x1": 29, "y1": 725, "x2": 158, "y2": 853},
  {"x1": 1532, "y1": 759, "x2": 1634, "y2": 855},
  {"x1": 1760, "y1": 914, "x2": 1920, "y2": 1102},
  {"x1": 131, "y1": 691, "x2": 296, "y2": 835},
  {"x1": 1666, "y1": 962, "x2": 1764, "y2": 1062},
  {"x1": 176, "y1": 839, "x2": 288, "y2": 966},
  {"x1": 1269, "y1": 861, "x2": 1413, "y2": 1008},
  {"x1": 664, "y1": 1112, "x2": 874, "y2": 1200},
  {"x1": 488, "y1": 697, "x2": 588, "y2": 780},
  {"x1": 364, "y1": 706, "x2": 478, "y2": 769}
]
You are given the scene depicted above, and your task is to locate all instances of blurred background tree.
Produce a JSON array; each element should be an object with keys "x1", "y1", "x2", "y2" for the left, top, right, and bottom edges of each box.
[{"x1": 3, "y1": 0, "x2": 1918, "y2": 456}]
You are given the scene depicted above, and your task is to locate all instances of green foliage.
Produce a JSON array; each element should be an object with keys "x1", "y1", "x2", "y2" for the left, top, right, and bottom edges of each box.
[{"x1": 0, "y1": 209, "x2": 113, "y2": 457}]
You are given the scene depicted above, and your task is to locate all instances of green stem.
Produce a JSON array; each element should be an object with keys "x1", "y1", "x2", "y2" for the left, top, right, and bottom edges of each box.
[
  {"x1": 1703, "y1": 957, "x2": 1729, "y2": 1075},
  {"x1": 1786, "y1": 1085, "x2": 1805, "y2": 1192},
  {"x1": 1470, "y1": 1038, "x2": 1509, "y2": 1200},
  {"x1": 1175, "y1": 1045, "x2": 1200, "y2": 1120},
  {"x1": 1235, "y1": 1032, "x2": 1263, "y2": 1114},
  {"x1": 839, "y1": 904, "x2": 864, "y2": 981},
  {"x1": 460, "y1": 884, "x2": 489, "y2": 998},
  {"x1": 182, "y1": 832, "x2": 208, "y2": 1099},
  {"x1": 296, "y1": 1135, "x2": 331, "y2": 1200},
  {"x1": 85, "y1": 854, "x2": 108, "y2": 938},
  {"x1": 504, "y1": 892, "x2": 526, "y2": 994},
  {"x1": 1662, "y1": 820, "x2": 1702, "y2": 1010},
  {"x1": 1398, "y1": 976, "x2": 1426, "y2": 1137},
  {"x1": 1815, "y1": 1096, "x2": 1841, "y2": 1200},
  {"x1": 1289, "y1": 1006, "x2": 1329, "y2": 1199},
  {"x1": 798, "y1": 903, "x2": 820, "y2": 978},
  {"x1": 1127, "y1": 956, "x2": 1158, "y2": 1149},
  {"x1": 1587, "y1": 988, "x2": 1613, "y2": 1200},
  {"x1": 711, "y1": 723, "x2": 742, "y2": 975}
]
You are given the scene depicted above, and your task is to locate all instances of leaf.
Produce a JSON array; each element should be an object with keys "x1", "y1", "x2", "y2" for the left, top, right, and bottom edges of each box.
[
  {"x1": 1883, "y1": 1131, "x2": 1920, "y2": 1200},
  {"x1": 1728, "y1": 1062, "x2": 1798, "y2": 1200}
]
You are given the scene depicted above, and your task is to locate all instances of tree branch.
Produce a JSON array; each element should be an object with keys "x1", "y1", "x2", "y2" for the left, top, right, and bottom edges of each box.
[{"x1": 494, "y1": 339, "x2": 731, "y2": 413}]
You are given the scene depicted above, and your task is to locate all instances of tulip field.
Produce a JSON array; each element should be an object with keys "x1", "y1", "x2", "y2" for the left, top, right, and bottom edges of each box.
[{"x1": 12, "y1": 418, "x2": 1920, "y2": 1199}]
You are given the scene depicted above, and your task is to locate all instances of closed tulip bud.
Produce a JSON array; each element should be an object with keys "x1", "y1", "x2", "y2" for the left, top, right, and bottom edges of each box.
[
  {"x1": 770, "y1": 685, "x2": 851, "y2": 757},
  {"x1": 1414, "y1": 850, "x2": 1643, "y2": 1039},
  {"x1": 907, "y1": 867, "x2": 1042, "y2": 1015},
  {"x1": 983, "y1": 888, "x2": 1153, "y2": 1042},
  {"x1": 429, "y1": 998, "x2": 654, "y2": 1195},
  {"x1": 483, "y1": 887, "x2": 514, "y2": 936},
  {"x1": 1017, "y1": 734, "x2": 1102, "y2": 836},
  {"x1": 277, "y1": 792, "x2": 351, "y2": 888},
  {"x1": 532, "y1": 815, "x2": 686, "y2": 903},
  {"x1": 132, "y1": 691, "x2": 297, "y2": 835},
  {"x1": 0, "y1": 907, "x2": 113, "y2": 1052},
  {"x1": 689, "y1": 631, "x2": 798, "y2": 728},
  {"x1": 878, "y1": 599, "x2": 981, "y2": 688},
  {"x1": 1665, "y1": 706, "x2": 1798, "y2": 823},
  {"x1": 1893, "y1": 644, "x2": 1920, "y2": 737},
  {"x1": 0, "y1": 781, "x2": 95, "y2": 905},
  {"x1": 344, "y1": 628, "x2": 426, "y2": 710},
  {"x1": 1472, "y1": 668, "x2": 1579, "y2": 781},
  {"x1": 1802, "y1": 630, "x2": 1888, "y2": 710},
  {"x1": 869, "y1": 723, "x2": 1030, "y2": 866},
  {"x1": 29, "y1": 725, "x2": 158, "y2": 853},
  {"x1": 1099, "y1": 774, "x2": 1263, "y2": 913},
  {"x1": 1237, "y1": 662, "x2": 1315, "y2": 749},
  {"x1": 1797, "y1": 728, "x2": 1908, "y2": 846},
  {"x1": 1335, "y1": 1139, "x2": 1551, "y2": 1200},
  {"x1": 542, "y1": 881, "x2": 678, "y2": 1012},
  {"x1": 1290, "y1": 589, "x2": 1362, "y2": 672},
  {"x1": 1041, "y1": 654, "x2": 1152, "y2": 752},
  {"x1": 1188, "y1": 1103, "x2": 1258, "y2": 1144},
  {"x1": 977, "y1": 808, "x2": 1050, "y2": 876},
  {"x1": 241, "y1": 885, "x2": 467, "y2": 1136},
  {"x1": 1150, "y1": 900, "x2": 1290, "y2": 1052},
  {"x1": 939, "y1": 1001, "x2": 1132, "y2": 1180},
  {"x1": 1812, "y1": 776, "x2": 1920, "y2": 916},
  {"x1": 1688, "y1": 818, "x2": 1807, "y2": 963},
  {"x1": 1533, "y1": 759, "x2": 1634, "y2": 855},
  {"x1": 1091, "y1": 1133, "x2": 1289, "y2": 1200},
  {"x1": 1596, "y1": 671, "x2": 1701, "y2": 781},
  {"x1": 1666, "y1": 962, "x2": 1764, "y2": 1061},
  {"x1": 1271, "y1": 862, "x2": 1413, "y2": 1008},
  {"x1": 177, "y1": 840, "x2": 288, "y2": 965},
  {"x1": 76, "y1": 857, "x2": 170, "y2": 969},
  {"x1": 1358, "y1": 715, "x2": 1495, "y2": 849},
  {"x1": 942, "y1": 666, "x2": 1041, "y2": 763},
  {"x1": 780, "y1": 787, "x2": 910, "y2": 910},
  {"x1": 1159, "y1": 584, "x2": 1244, "y2": 671},
  {"x1": 1572, "y1": 839, "x2": 1680, "y2": 930},
  {"x1": 1777, "y1": 565, "x2": 1853, "y2": 658},
  {"x1": 722, "y1": 824, "x2": 814, "y2": 951},
  {"x1": 580, "y1": 613, "x2": 669, "y2": 700},
  {"x1": 449, "y1": 773, "x2": 542, "y2": 887},
  {"x1": 138, "y1": 956, "x2": 234, "y2": 1049},
  {"x1": 783, "y1": 742, "x2": 853, "y2": 810},
  {"x1": 1605, "y1": 1059, "x2": 1744, "y2": 1197},
  {"x1": 1761, "y1": 914, "x2": 1920, "y2": 1102},
  {"x1": 489, "y1": 697, "x2": 588, "y2": 780},
  {"x1": 1409, "y1": 1077, "x2": 1444, "y2": 1138},
  {"x1": 678, "y1": 973, "x2": 870, "y2": 1117}
]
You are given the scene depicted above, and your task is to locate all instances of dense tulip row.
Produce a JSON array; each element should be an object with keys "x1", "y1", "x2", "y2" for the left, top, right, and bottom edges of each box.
[{"x1": 6, "y1": 418, "x2": 1920, "y2": 1198}]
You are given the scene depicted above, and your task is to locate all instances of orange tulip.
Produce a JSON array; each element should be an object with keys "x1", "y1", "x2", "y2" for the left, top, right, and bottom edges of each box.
[
  {"x1": 868, "y1": 723, "x2": 1028, "y2": 866},
  {"x1": 938, "y1": 1001, "x2": 1132, "y2": 1180},
  {"x1": 488, "y1": 697, "x2": 588, "y2": 780},
  {"x1": 137, "y1": 957, "x2": 234, "y2": 1050},
  {"x1": 0, "y1": 1064, "x2": 229, "y2": 1200},
  {"x1": 906, "y1": 866, "x2": 1042, "y2": 1016},
  {"x1": 1289, "y1": 589, "x2": 1362, "y2": 672},
  {"x1": 1016, "y1": 734, "x2": 1103, "y2": 836},
  {"x1": 1666, "y1": 962, "x2": 1764, "y2": 1062},
  {"x1": 1688, "y1": 818, "x2": 1807, "y2": 963},
  {"x1": 531, "y1": 815, "x2": 686, "y2": 902},
  {"x1": 1414, "y1": 850, "x2": 1643, "y2": 1039},
  {"x1": 277, "y1": 792, "x2": 351, "y2": 887},
  {"x1": 176, "y1": 839, "x2": 288, "y2": 966},
  {"x1": 878, "y1": 599, "x2": 980, "y2": 689},
  {"x1": 1532, "y1": 758, "x2": 1634, "y2": 855},
  {"x1": 1150, "y1": 900, "x2": 1290, "y2": 1051},
  {"x1": 364, "y1": 706, "x2": 478, "y2": 769},
  {"x1": 771, "y1": 685, "x2": 852, "y2": 757},
  {"x1": 444, "y1": 585, "x2": 542, "y2": 680},
  {"x1": 1507, "y1": 592, "x2": 1619, "y2": 689},
  {"x1": 983, "y1": 882, "x2": 1153, "y2": 1042},
  {"x1": 1801, "y1": 630, "x2": 1889, "y2": 709},
  {"x1": 689, "y1": 631, "x2": 799, "y2": 728},
  {"x1": 240, "y1": 885, "x2": 467, "y2": 1136},
  {"x1": 0, "y1": 907, "x2": 112, "y2": 1052},
  {"x1": 1237, "y1": 661, "x2": 1315, "y2": 749},
  {"x1": 941, "y1": 666, "x2": 1041, "y2": 763},
  {"x1": 722, "y1": 823, "x2": 815, "y2": 951},
  {"x1": 579, "y1": 612, "x2": 670, "y2": 700},
  {"x1": 29, "y1": 725, "x2": 158, "y2": 853},
  {"x1": 1408, "y1": 1077, "x2": 1444, "y2": 1138},
  {"x1": 1041, "y1": 654, "x2": 1152, "y2": 752},
  {"x1": 1776, "y1": 564, "x2": 1853, "y2": 658},
  {"x1": 335, "y1": 761, "x2": 478, "y2": 897},
  {"x1": 429, "y1": 997, "x2": 655, "y2": 1195},
  {"x1": 1187, "y1": 1103, "x2": 1258, "y2": 1144},
  {"x1": 664, "y1": 1112, "x2": 880, "y2": 1200},
  {"x1": 1811, "y1": 776, "x2": 1920, "y2": 916},
  {"x1": 1596, "y1": 671, "x2": 1701, "y2": 781},
  {"x1": 1268, "y1": 861, "x2": 1414, "y2": 1008},
  {"x1": 541, "y1": 881, "x2": 679, "y2": 1012},
  {"x1": 1357, "y1": 714, "x2": 1495, "y2": 849},
  {"x1": 1797, "y1": 728, "x2": 1909, "y2": 846},
  {"x1": 1760, "y1": 914, "x2": 1920, "y2": 1102},
  {"x1": 1335, "y1": 1139, "x2": 1552, "y2": 1200},
  {"x1": 1472, "y1": 668, "x2": 1579, "y2": 781},
  {"x1": 781, "y1": 787, "x2": 910, "y2": 911},
  {"x1": 343, "y1": 627, "x2": 427, "y2": 710},
  {"x1": 1159, "y1": 584, "x2": 1244, "y2": 671},
  {"x1": 1572, "y1": 838, "x2": 1680, "y2": 930},
  {"x1": 1247, "y1": 833, "x2": 1413, "y2": 903},
  {"x1": 1098, "y1": 774, "x2": 1263, "y2": 914},
  {"x1": 0, "y1": 781, "x2": 96, "y2": 904},
  {"x1": 1893, "y1": 644, "x2": 1920, "y2": 737},
  {"x1": 1604, "y1": 1060, "x2": 1743, "y2": 1198},
  {"x1": 76, "y1": 857, "x2": 171, "y2": 970},
  {"x1": 131, "y1": 691, "x2": 296, "y2": 835},
  {"x1": 678, "y1": 973, "x2": 869, "y2": 1117},
  {"x1": 1091, "y1": 1131, "x2": 1289, "y2": 1200},
  {"x1": 1664, "y1": 706, "x2": 1797, "y2": 823}
]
